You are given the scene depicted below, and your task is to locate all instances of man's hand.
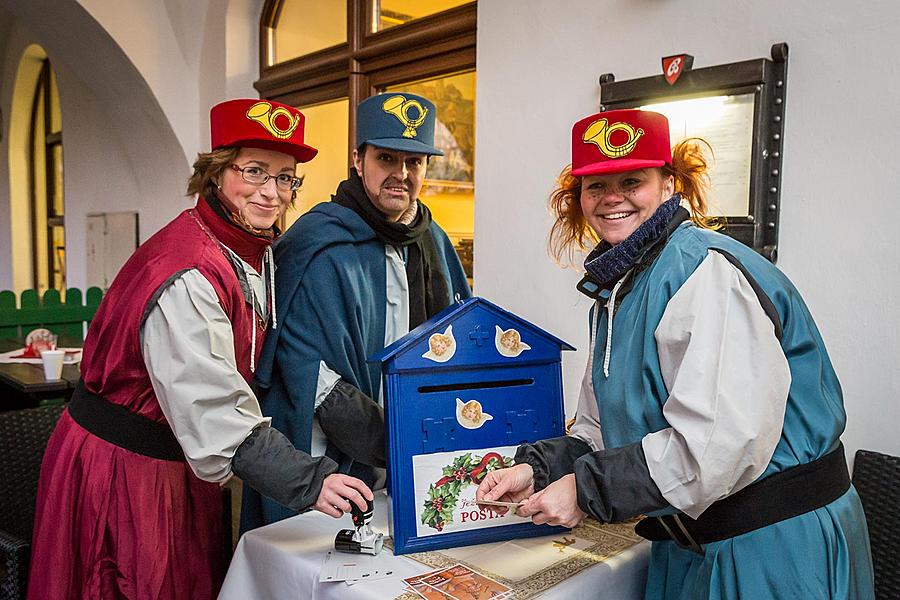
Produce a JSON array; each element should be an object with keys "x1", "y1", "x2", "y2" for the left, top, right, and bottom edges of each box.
[
  {"x1": 516, "y1": 473, "x2": 585, "y2": 528},
  {"x1": 475, "y1": 463, "x2": 535, "y2": 515},
  {"x1": 313, "y1": 474, "x2": 374, "y2": 518}
]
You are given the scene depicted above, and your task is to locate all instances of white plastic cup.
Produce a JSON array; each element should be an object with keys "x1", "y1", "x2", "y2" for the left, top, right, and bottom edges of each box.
[{"x1": 41, "y1": 349, "x2": 65, "y2": 380}]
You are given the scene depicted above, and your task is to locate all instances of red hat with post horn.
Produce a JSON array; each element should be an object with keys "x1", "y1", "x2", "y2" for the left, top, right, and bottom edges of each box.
[
  {"x1": 571, "y1": 109, "x2": 671, "y2": 176},
  {"x1": 210, "y1": 99, "x2": 318, "y2": 163}
]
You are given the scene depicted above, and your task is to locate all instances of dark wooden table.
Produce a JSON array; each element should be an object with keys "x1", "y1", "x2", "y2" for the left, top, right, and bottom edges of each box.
[{"x1": 0, "y1": 339, "x2": 80, "y2": 410}]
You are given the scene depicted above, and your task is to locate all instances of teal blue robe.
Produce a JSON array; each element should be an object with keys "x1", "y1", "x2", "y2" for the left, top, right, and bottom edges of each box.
[{"x1": 591, "y1": 222, "x2": 873, "y2": 599}]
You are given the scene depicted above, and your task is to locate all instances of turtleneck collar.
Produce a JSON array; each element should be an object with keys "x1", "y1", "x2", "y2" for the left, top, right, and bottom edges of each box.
[
  {"x1": 195, "y1": 196, "x2": 273, "y2": 272},
  {"x1": 583, "y1": 195, "x2": 686, "y2": 289}
]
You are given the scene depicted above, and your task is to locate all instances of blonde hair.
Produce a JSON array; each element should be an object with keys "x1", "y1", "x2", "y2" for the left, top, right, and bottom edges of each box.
[{"x1": 548, "y1": 138, "x2": 721, "y2": 265}]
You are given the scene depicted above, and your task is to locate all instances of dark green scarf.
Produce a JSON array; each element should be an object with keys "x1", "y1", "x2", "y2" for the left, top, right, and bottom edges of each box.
[{"x1": 331, "y1": 170, "x2": 450, "y2": 328}]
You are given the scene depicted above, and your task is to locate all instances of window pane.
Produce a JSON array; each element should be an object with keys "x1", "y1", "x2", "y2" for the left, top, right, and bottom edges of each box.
[
  {"x1": 274, "y1": 0, "x2": 346, "y2": 64},
  {"x1": 385, "y1": 71, "x2": 475, "y2": 284},
  {"x1": 49, "y1": 68, "x2": 62, "y2": 133},
  {"x1": 372, "y1": 0, "x2": 472, "y2": 32},
  {"x1": 51, "y1": 223, "x2": 65, "y2": 290},
  {"x1": 32, "y1": 93, "x2": 48, "y2": 291},
  {"x1": 49, "y1": 66, "x2": 65, "y2": 290},
  {"x1": 283, "y1": 99, "x2": 350, "y2": 228},
  {"x1": 51, "y1": 143, "x2": 65, "y2": 290},
  {"x1": 52, "y1": 144, "x2": 64, "y2": 216}
]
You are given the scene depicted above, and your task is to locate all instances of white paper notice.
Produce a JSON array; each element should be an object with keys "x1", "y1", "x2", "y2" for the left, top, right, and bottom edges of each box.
[
  {"x1": 412, "y1": 446, "x2": 529, "y2": 538},
  {"x1": 644, "y1": 93, "x2": 755, "y2": 217}
]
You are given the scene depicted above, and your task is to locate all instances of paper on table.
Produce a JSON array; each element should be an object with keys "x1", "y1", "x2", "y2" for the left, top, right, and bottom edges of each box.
[
  {"x1": 345, "y1": 551, "x2": 398, "y2": 585},
  {"x1": 0, "y1": 348, "x2": 82, "y2": 365},
  {"x1": 320, "y1": 551, "x2": 374, "y2": 582},
  {"x1": 438, "y1": 535, "x2": 594, "y2": 583},
  {"x1": 320, "y1": 550, "x2": 399, "y2": 585},
  {"x1": 406, "y1": 564, "x2": 512, "y2": 600},
  {"x1": 405, "y1": 572, "x2": 455, "y2": 599}
]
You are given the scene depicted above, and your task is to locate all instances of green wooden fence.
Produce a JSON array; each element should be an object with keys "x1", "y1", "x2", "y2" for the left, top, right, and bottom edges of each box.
[{"x1": 0, "y1": 287, "x2": 103, "y2": 341}]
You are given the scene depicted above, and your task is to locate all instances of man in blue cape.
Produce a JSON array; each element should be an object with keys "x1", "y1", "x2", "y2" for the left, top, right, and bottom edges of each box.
[{"x1": 242, "y1": 92, "x2": 471, "y2": 529}]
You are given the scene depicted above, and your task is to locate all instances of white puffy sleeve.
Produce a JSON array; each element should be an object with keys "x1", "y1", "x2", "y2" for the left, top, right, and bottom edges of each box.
[
  {"x1": 141, "y1": 269, "x2": 270, "y2": 483},
  {"x1": 641, "y1": 250, "x2": 791, "y2": 518}
]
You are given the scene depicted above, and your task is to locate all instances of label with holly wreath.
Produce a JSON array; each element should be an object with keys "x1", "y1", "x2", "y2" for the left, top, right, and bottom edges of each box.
[{"x1": 413, "y1": 446, "x2": 529, "y2": 537}]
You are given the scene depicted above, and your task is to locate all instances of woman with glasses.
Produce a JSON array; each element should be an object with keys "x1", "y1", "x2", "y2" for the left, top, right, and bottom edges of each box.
[
  {"x1": 29, "y1": 99, "x2": 373, "y2": 600},
  {"x1": 477, "y1": 109, "x2": 874, "y2": 599}
]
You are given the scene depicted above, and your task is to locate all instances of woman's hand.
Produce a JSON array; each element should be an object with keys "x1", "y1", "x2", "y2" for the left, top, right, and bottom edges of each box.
[
  {"x1": 313, "y1": 474, "x2": 374, "y2": 518},
  {"x1": 516, "y1": 474, "x2": 586, "y2": 528},
  {"x1": 475, "y1": 463, "x2": 535, "y2": 515}
]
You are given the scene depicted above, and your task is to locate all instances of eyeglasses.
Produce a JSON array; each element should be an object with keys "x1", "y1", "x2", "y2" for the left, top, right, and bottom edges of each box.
[{"x1": 230, "y1": 164, "x2": 301, "y2": 192}]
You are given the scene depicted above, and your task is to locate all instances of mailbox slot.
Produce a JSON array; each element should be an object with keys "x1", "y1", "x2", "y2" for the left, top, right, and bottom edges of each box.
[{"x1": 418, "y1": 378, "x2": 534, "y2": 393}]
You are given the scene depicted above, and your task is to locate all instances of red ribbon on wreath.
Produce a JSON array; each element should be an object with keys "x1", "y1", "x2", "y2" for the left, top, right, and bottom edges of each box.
[{"x1": 433, "y1": 452, "x2": 503, "y2": 488}]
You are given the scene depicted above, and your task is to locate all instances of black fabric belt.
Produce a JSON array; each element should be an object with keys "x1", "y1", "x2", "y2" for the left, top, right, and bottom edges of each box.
[
  {"x1": 635, "y1": 443, "x2": 850, "y2": 553},
  {"x1": 68, "y1": 380, "x2": 186, "y2": 462}
]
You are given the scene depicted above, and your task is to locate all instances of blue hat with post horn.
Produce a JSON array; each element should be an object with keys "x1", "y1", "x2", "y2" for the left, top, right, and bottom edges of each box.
[{"x1": 355, "y1": 92, "x2": 444, "y2": 156}]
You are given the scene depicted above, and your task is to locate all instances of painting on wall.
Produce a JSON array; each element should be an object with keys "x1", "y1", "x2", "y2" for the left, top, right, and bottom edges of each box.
[{"x1": 396, "y1": 74, "x2": 475, "y2": 194}]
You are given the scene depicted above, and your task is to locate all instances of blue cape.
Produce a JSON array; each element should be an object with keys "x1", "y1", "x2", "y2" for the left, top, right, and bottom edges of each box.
[{"x1": 242, "y1": 201, "x2": 471, "y2": 529}]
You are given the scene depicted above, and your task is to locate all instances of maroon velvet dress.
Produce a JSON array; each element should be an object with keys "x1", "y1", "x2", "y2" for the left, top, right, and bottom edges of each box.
[{"x1": 28, "y1": 199, "x2": 268, "y2": 600}]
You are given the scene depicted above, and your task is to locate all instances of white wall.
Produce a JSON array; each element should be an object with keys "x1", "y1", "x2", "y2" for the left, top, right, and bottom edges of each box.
[
  {"x1": 0, "y1": 0, "x2": 262, "y2": 291},
  {"x1": 225, "y1": 0, "x2": 264, "y2": 100},
  {"x1": 76, "y1": 0, "x2": 264, "y2": 172},
  {"x1": 474, "y1": 0, "x2": 900, "y2": 459}
]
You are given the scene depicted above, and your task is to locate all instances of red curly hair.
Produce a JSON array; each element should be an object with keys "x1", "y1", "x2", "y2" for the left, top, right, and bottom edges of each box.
[{"x1": 548, "y1": 138, "x2": 721, "y2": 265}]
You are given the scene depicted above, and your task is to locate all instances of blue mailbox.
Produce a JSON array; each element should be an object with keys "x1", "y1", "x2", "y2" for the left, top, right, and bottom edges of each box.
[{"x1": 370, "y1": 297, "x2": 575, "y2": 555}]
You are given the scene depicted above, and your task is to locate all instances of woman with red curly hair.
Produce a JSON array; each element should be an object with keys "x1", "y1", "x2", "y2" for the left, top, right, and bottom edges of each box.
[{"x1": 478, "y1": 109, "x2": 873, "y2": 599}]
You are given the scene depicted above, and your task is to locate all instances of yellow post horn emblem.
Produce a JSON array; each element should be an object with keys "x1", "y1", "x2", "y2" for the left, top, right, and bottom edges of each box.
[
  {"x1": 382, "y1": 95, "x2": 428, "y2": 138},
  {"x1": 246, "y1": 101, "x2": 300, "y2": 140},
  {"x1": 582, "y1": 119, "x2": 644, "y2": 158}
]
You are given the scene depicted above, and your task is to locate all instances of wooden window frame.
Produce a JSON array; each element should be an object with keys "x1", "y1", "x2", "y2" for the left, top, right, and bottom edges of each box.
[{"x1": 256, "y1": 0, "x2": 476, "y2": 156}]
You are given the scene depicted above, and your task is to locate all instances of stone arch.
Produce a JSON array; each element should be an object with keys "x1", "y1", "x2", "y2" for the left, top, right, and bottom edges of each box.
[{"x1": 1, "y1": 0, "x2": 189, "y2": 290}]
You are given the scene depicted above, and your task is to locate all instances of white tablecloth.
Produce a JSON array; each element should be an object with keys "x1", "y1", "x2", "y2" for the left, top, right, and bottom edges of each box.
[{"x1": 219, "y1": 494, "x2": 650, "y2": 600}]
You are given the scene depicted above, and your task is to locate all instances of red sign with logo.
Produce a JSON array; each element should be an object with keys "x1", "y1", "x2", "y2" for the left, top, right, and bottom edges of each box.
[{"x1": 662, "y1": 54, "x2": 694, "y2": 86}]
